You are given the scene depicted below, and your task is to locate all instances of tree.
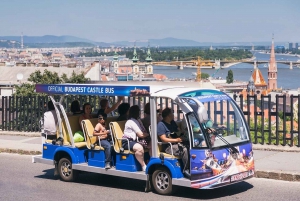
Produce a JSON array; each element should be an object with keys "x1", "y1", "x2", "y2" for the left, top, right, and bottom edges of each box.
[
  {"x1": 201, "y1": 73, "x2": 210, "y2": 79},
  {"x1": 226, "y1": 70, "x2": 234, "y2": 84},
  {"x1": 14, "y1": 70, "x2": 89, "y2": 96}
]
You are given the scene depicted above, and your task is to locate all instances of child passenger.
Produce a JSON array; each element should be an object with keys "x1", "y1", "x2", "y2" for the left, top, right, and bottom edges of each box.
[{"x1": 93, "y1": 115, "x2": 112, "y2": 169}]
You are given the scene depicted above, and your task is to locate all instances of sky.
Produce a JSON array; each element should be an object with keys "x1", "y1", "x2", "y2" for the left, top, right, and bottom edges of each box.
[{"x1": 0, "y1": 0, "x2": 299, "y2": 43}]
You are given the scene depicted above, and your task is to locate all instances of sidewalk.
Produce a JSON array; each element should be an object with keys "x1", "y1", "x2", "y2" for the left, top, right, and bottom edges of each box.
[{"x1": 0, "y1": 133, "x2": 300, "y2": 182}]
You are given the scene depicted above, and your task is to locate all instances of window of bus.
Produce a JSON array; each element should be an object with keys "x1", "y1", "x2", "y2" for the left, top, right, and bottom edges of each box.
[
  {"x1": 186, "y1": 113, "x2": 207, "y2": 148},
  {"x1": 201, "y1": 99, "x2": 249, "y2": 148}
]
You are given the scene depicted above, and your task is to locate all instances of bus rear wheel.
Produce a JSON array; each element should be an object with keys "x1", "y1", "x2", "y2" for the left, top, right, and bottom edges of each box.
[
  {"x1": 58, "y1": 157, "x2": 78, "y2": 182},
  {"x1": 152, "y1": 167, "x2": 173, "y2": 195}
]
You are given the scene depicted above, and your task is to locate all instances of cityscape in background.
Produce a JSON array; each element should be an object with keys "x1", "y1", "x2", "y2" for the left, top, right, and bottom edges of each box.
[{"x1": 0, "y1": 34, "x2": 300, "y2": 98}]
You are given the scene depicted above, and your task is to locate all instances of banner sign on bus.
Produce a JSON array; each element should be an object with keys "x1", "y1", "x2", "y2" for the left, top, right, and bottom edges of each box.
[
  {"x1": 35, "y1": 84, "x2": 150, "y2": 96},
  {"x1": 196, "y1": 94, "x2": 230, "y2": 103}
]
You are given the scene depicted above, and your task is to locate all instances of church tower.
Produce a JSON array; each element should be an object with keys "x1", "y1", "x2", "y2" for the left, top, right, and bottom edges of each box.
[
  {"x1": 268, "y1": 35, "x2": 277, "y2": 90},
  {"x1": 112, "y1": 51, "x2": 119, "y2": 73},
  {"x1": 145, "y1": 45, "x2": 153, "y2": 74},
  {"x1": 132, "y1": 45, "x2": 139, "y2": 74}
]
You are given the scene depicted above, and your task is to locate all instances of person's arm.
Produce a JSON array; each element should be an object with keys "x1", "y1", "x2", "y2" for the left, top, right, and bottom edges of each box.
[
  {"x1": 159, "y1": 134, "x2": 182, "y2": 143},
  {"x1": 157, "y1": 122, "x2": 182, "y2": 143},
  {"x1": 104, "y1": 96, "x2": 124, "y2": 114},
  {"x1": 93, "y1": 124, "x2": 108, "y2": 138}
]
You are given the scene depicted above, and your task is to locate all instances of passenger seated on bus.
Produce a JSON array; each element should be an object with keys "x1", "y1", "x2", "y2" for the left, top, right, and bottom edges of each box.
[
  {"x1": 79, "y1": 103, "x2": 93, "y2": 129},
  {"x1": 157, "y1": 108, "x2": 190, "y2": 176},
  {"x1": 97, "y1": 96, "x2": 124, "y2": 120},
  {"x1": 93, "y1": 114, "x2": 112, "y2": 169},
  {"x1": 116, "y1": 102, "x2": 130, "y2": 121},
  {"x1": 68, "y1": 100, "x2": 82, "y2": 116},
  {"x1": 142, "y1": 102, "x2": 162, "y2": 132},
  {"x1": 122, "y1": 105, "x2": 151, "y2": 172},
  {"x1": 43, "y1": 101, "x2": 58, "y2": 140}
]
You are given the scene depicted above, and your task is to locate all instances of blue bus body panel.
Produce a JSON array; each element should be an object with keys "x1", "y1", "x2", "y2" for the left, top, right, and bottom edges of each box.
[
  {"x1": 190, "y1": 142, "x2": 255, "y2": 189},
  {"x1": 147, "y1": 158, "x2": 183, "y2": 178},
  {"x1": 116, "y1": 153, "x2": 141, "y2": 172},
  {"x1": 87, "y1": 150, "x2": 105, "y2": 168},
  {"x1": 42, "y1": 143, "x2": 57, "y2": 159},
  {"x1": 42, "y1": 144, "x2": 87, "y2": 164}
]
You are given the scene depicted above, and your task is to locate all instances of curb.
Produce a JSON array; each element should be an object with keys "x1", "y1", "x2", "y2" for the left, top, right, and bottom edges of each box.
[
  {"x1": 255, "y1": 170, "x2": 300, "y2": 182},
  {"x1": 0, "y1": 148, "x2": 41, "y2": 155},
  {"x1": 0, "y1": 131, "x2": 41, "y2": 137},
  {"x1": 252, "y1": 144, "x2": 300, "y2": 152}
]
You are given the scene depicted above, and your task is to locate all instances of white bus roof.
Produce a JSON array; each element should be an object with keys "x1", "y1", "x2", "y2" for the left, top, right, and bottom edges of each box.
[{"x1": 35, "y1": 84, "x2": 220, "y2": 100}]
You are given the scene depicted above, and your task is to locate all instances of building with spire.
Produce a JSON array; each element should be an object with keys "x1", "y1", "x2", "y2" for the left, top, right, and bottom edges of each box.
[
  {"x1": 145, "y1": 46, "x2": 153, "y2": 74},
  {"x1": 132, "y1": 46, "x2": 139, "y2": 74},
  {"x1": 131, "y1": 45, "x2": 153, "y2": 75},
  {"x1": 268, "y1": 35, "x2": 278, "y2": 90},
  {"x1": 112, "y1": 51, "x2": 119, "y2": 73},
  {"x1": 252, "y1": 67, "x2": 268, "y2": 95}
]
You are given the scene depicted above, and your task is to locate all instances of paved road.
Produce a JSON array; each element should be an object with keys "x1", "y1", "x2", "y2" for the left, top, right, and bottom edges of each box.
[{"x1": 1, "y1": 153, "x2": 300, "y2": 201}]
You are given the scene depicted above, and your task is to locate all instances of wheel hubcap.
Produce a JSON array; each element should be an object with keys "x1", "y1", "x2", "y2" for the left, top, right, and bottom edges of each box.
[
  {"x1": 61, "y1": 161, "x2": 71, "y2": 177},
  {"x1": 155, "y1": 172, "x2": 169, "y2": 190}
]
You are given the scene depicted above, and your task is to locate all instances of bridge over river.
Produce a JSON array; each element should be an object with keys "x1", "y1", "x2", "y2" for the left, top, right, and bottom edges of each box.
[{"x1": 153, "y1": 59, "x2": 300, "y2": 69}]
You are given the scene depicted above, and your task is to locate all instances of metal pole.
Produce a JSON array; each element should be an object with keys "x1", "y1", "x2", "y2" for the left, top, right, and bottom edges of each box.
[{"x1": 150, "y1": 96, "x2": 158, "y2": 158}]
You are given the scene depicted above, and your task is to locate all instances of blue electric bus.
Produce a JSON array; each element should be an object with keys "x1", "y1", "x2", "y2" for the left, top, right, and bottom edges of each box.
[{"x1": 32, "y1": 83, "x2": 254, "y2": 195}]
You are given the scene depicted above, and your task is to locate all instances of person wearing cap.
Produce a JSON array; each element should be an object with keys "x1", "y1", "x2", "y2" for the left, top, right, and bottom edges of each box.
[{"x1": 93, "y1": 114, "x2": 112, "y2": 169}]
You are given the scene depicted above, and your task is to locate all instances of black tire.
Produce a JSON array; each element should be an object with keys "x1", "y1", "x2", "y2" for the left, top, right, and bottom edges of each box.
[
  {"x1": 151, "y1": 167, "x2": 173, "y2": 195},
  {"x1": 58, "y1": 157, "x2": 78, "y2": 182}
]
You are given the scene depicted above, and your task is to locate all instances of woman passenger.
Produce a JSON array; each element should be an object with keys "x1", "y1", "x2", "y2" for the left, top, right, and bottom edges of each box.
[
  {"x1": 79, "y1": 103, "x2": 93, "y2": 127},
  {"x1": 122, "y1": 105, "x2": 151, "y2": 171}
]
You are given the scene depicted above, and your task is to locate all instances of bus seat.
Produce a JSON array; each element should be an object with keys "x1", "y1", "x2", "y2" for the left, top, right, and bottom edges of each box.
[
  {"x1": 61, "y1": 115, "x2": 86, "y2": 148},
  {"x1": 81, "y1": 119, "x2": 104, "y2": 150},
  {"x1": 106, "y1": 116, "x2": 119, "y2": 128},
  {"x1": 110, "y1": 121, "x2": 134, "y2": 154}
]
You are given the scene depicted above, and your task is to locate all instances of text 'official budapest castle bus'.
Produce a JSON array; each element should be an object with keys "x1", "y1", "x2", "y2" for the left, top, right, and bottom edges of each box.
[{"x1": 32, "y1": 83, "x2": 254, "y2": 195}]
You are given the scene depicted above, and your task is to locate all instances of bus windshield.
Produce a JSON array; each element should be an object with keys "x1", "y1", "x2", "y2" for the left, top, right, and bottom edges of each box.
[{"x1": 180, "y1": 90, "x2": 249, "y2": 149}]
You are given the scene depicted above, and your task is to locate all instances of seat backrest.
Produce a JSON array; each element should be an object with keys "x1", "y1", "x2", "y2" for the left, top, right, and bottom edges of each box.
[
  {"x1": 110, "y1": 121, "x2": 127, "y2": 153},
  {"x1": 61, "y1": 115, "x2": 82, "y2": 145},
  {"x1": 81, "y1": 119, "x2": 97, "y2": 149},
  {"x1": 106, "y1": 116, "x2": 119, "y2": 128}
]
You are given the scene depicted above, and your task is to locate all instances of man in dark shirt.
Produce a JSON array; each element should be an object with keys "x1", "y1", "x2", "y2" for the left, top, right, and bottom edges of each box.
[{"x1": 157, "y1": 108, "x2": 190, "y2": 176}]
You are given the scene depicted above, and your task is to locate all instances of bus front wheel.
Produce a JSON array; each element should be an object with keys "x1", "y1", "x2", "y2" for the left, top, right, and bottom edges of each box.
[
  {"x1": 58, "y1": 157, "x2": 78, "y2": 182},
  {"x1": 152, "y1": 167, "x2": 173, "y2": 195}
]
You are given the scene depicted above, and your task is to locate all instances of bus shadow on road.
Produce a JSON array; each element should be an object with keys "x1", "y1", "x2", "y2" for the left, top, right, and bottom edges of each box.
[
  {"x1": 35, "y1": 169, "x2": 253, "y2": 198},
  {"x1": 172, "y1": 181, "x2": 253, "y2": 199},
  {"x1": 34, "y1": 168, "x2": 59, "y2": 180}
]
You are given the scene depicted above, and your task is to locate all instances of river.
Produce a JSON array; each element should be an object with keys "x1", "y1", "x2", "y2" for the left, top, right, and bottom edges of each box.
[{"x1": 153, "y1": 52, "x2": 300, "y2": 90}]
